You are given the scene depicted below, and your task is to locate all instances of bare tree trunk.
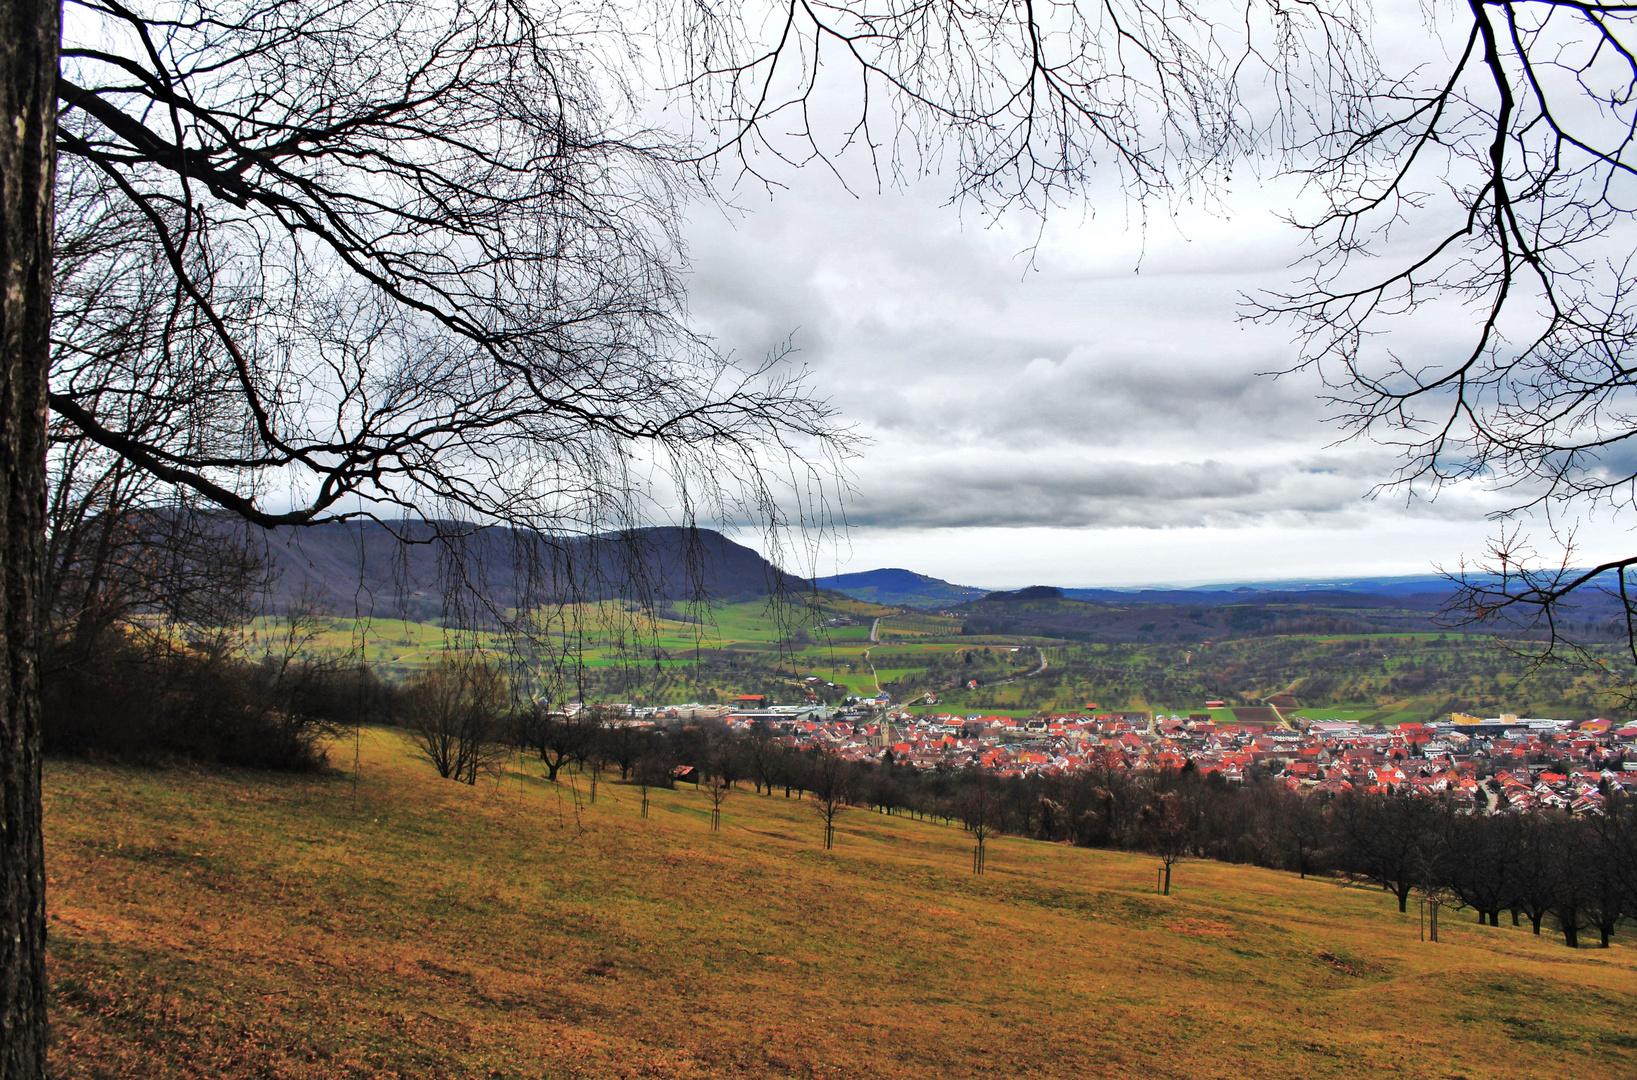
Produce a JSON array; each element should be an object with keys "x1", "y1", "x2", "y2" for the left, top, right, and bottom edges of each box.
[{"x1": 0, "y1": 0, "x2": 58, "y2": 1070}]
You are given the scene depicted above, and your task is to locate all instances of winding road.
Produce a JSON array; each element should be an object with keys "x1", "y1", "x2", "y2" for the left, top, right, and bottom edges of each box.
[
  {"x1": 862, "y1": 619, "x2": 883, "y2": 694},
  {"x1": 863, "y1": 619, "x2": 1046, "y2": 705},
  {"x1": 995, "y1": 646, "x2": 1048, "y2": 683}
]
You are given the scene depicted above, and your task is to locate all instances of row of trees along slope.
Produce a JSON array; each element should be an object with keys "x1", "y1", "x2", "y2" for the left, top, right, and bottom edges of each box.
[
  {"x1": 11, "y1": 0, "x2": 1637, "y2": 1070},
  {"x1": 397, "y1": 695, "x2": 1637, "y2": 950}
]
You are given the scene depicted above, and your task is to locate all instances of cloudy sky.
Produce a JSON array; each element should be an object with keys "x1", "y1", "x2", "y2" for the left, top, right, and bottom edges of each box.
[{"x1": 684, "y1": 119, "x2": 1632, "y2": 589}]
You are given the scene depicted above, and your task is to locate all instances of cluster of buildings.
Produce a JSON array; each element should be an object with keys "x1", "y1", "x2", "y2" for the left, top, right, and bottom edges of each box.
[
  {"x1": 721, "y1": 706, "x2": 1637, "y2": 811},
  {"x1": 576, "y1": 693, "x2": 1637, "y2": 811}
]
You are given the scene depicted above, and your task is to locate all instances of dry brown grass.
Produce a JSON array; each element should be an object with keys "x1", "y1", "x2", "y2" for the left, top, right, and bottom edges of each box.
[{"x1": 44, "y1": 730, "x2": 1637, "y2": 1078}]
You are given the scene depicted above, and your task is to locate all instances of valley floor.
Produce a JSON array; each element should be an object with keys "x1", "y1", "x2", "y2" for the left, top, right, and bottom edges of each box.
[{"x1": 43, "y1": 730, "x2": 1637, "y2": 1079}]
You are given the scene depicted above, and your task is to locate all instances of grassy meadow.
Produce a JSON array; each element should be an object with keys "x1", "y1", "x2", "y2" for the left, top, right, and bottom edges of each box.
[{"x1": 45, "y1": 730, "x2": 1637, "y2": 1079}]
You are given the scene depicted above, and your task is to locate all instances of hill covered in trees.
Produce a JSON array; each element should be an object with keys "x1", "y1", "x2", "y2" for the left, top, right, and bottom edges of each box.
[
  {"x1": 810, "y1": 567, "x2": 987, "y2": 607},
  {"x1": 948, "y1": 589, "x2": 1625, "y2": 645},
  {"x1": 254, "y1": 522, "x2": 811, "y2": 622}
]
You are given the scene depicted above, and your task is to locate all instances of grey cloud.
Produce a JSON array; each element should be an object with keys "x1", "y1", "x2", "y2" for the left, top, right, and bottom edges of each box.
[
  {"x1": 687, "y1": 188, "x2": 1333, "y2": 455},
  {"x1": 681, "y1": 167, "x2": 1533, "y2": 567},
  {"x1": 838, "y1": 447, "x2": 1517, "y2": 530},
  {"x1": 855, "y1": 342, "x2": 1325, "y2": 449},
  {"x1": 844, "y1": 456, "x2": 1336, "y2": 529}
]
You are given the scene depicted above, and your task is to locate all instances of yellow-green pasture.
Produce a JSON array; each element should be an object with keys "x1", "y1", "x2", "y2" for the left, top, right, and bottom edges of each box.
[{"x1": 44, "y1": 730, "x2": 1637, "y2": 1079}]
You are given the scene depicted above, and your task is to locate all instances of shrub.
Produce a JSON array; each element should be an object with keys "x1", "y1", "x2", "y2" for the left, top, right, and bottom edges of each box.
[{"x1": 42, "y1": 630, "x2": 339, "y2": 771}]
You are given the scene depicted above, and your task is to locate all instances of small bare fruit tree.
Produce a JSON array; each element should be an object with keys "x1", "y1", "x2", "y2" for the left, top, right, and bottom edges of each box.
[{"x1": 403, "y1": 656, "x2": 509, "y2": 786}]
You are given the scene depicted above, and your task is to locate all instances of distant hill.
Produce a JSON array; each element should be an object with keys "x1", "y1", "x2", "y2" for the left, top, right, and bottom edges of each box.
[
  {"x1": 1057, "y1": 585, "x2": 1460, "y2": 607},
  {"x1": 811, "y1": 568, "x2": 987, "y2": 608},
  {"x1": 957, "y1": 589, "x2": 1459, "y2": 643},
  {"x1": 952, "y1": 580, "x2": 1634, "y2": 643},
  {"x1": 1059, "y1": 576, "x2": 1473, "y2": 605},
  {"x1": 983, "y1": 586, "x2": 1064, "y2": 602},
  {"x1": 253, "y1": 521, "x2": 807, "y2": 622},
  {"x1": 815, "y1": 568, "x2": 1476, "y2": 611}
]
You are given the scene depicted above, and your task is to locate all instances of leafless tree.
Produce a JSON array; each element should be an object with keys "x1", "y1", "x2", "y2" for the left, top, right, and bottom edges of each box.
[
  {"x1": 570, "y1": 707, "x2": 609, "y2": 794},
  {"x1": 660, "y1": 0, "x2": 1323, "y2": 218},
  {"x1": 1240, "y1": 0, "x2": 1637, "y2": 661},
  {"x1": 46, "y1": 454, "x2": 228, "y2": 657},
  {"x1": 1444, "y1": 811, "x2": 1518, "y2": 927},
  {"x1": 515, "y1": 708, "x2": 595, "y2": 783},
  {"x1": 49, "y1": 0, "x2": 844, "y2": 541},
  {"x1": 402, "y1": 655, "x2": 509, "y2": 784},
  {"x1": 1331, "y1": 790, "x2": 1448, "y2": 913},
  {"x1": 808, "y1": 746, "x2": 852, "y2": 850},
  {"x1": 249, "y1": 585, "x2": 359, "y2": 717},
  {"x1": 634, "y1": 751, "x2": 673, "y2": 819},
  {"x1": 1274, "y1": 788, "x2": 1327, "y2": 880},
  {"x1": 958, "y1": 773, "x2": 1002, "y2": 874},
  {"x1": 703, "y1": 761, "x2": 732, "y2": 832},
  {"x1": 9, "y1": 0, "x2": 1637, "y2": 1065},
  {"x1": 41, "y1": 420, "x2": 276, "y2": 667},
  {"x1": 1541, "y1": 813, "x2": 1595, "y2": 948},
  {"x1": 601, "y1": 721, "x2": 647, "y2": 781},
  {"x1": 1139, "y1": 790, "x2": 1197, "y2": 895},
  {"x1": 743, "y1": 723, "x2": 778, "y2": 795}
]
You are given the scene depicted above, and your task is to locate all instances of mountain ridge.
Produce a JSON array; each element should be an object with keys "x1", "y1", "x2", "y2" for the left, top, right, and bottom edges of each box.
[{"x1": 254, "y1": 521, "x2": 807, "y2": 621}]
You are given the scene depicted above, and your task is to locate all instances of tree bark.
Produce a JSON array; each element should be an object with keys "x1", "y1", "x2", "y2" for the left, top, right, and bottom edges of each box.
[{"x1": 0, "y1": 0, "x2": 58, "y2": 1070}]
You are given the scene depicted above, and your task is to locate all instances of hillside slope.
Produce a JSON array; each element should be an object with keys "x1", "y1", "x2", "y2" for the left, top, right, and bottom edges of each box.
[
  {"x1": 44, "y1": 735, "x2": 1637, "y2": 1079},
  {"x1": 254, "y1": 521, "x2": 807, "y2": 620}
]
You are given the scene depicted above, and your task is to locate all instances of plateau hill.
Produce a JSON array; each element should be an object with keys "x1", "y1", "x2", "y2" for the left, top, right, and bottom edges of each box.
[{"x1": 252, "y1": 521, "x2": 808, "y2": 620}]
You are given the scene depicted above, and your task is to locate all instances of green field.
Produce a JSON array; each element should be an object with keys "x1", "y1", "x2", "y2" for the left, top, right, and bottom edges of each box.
[
  {"x1": 234, "y1": 600, "x2": 1637, "y2": 721},
  {"x1": 43, "y1": 731, "x2": 1637, "y2": 1079}
]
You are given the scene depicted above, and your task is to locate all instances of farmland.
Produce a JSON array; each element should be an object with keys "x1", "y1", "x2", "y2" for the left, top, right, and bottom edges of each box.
[
  {"x1": 45, "y1": 730, "x2": 1637, "y2": 1079},
  {"x1": 233, "y1": 596, "x2": 1637, "y2": 721}
]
